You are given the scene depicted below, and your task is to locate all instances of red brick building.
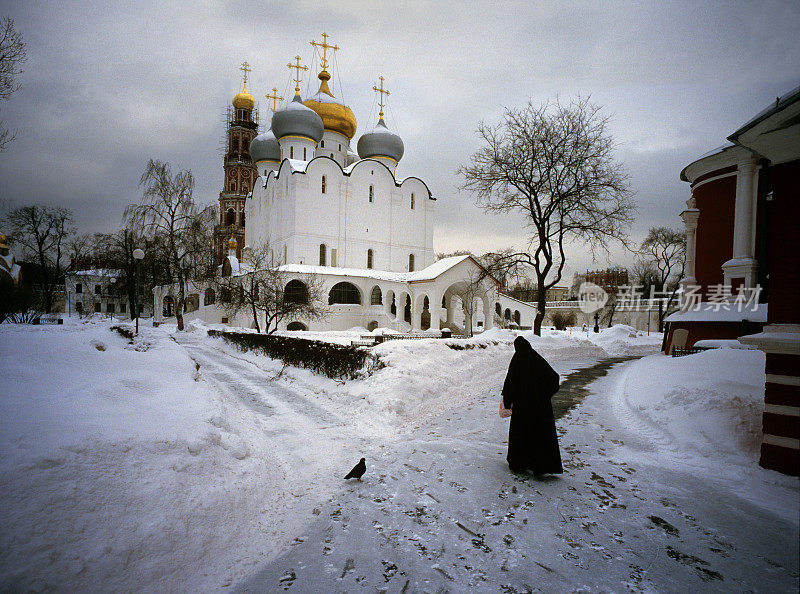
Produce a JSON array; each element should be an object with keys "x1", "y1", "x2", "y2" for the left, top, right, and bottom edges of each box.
[{"x1": 665, "y1": 86, "x2": 799, "y2": 475}]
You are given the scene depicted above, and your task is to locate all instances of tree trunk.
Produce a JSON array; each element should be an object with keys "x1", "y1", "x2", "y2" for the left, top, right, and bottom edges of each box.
[
  {"x1": 176, "y1": 273, "x2": 186, "y2": 331},
  {"x1": 534, "y1": 294, "x2": 546, "y2": 335},
  {"x1": 251, "y1": 299, "x2": 260, "y2": 333}
]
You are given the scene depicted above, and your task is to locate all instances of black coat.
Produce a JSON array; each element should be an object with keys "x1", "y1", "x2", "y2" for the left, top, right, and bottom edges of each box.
[{"x1": 502, "y1": 336, "x2": 563, "y2": 474}]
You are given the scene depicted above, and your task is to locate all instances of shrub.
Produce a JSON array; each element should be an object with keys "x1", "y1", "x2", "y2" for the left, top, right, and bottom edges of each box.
[
  {"x1": 207, "y1": 330, "x2": 383, "y2": 380},
  {"x1": 551, "y1": 311, "x2": 577, "y2": 330},
  {"x1": 110, "y1": 325, "x2": 134, "y2": 340}
]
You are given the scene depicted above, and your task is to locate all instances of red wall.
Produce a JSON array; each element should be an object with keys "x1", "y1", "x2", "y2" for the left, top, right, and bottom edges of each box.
[
  {"x1": 693, "y1": 175, "x2": 736, "y2": 297},
  {"x1": 766, "y1": 159, "x2": 800, "y2": 324}
]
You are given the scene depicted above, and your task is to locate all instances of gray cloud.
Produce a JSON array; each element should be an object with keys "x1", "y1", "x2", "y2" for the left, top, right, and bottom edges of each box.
[{"x1": 1, "y1": 0, "x2": 798, "y2": 280}]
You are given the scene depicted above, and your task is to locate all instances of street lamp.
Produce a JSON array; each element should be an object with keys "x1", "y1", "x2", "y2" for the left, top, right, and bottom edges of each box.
[{"x1": 133, "y1": 248, "x2": 145, "y2": 335}]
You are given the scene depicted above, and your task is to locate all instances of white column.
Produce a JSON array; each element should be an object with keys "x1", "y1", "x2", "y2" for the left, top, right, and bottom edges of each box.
[
  {"x1": 722, "y1": 156, "x2": 759, "y2": 287},
  {"x1": 680, "y1": 200, "x2": 700, "y2": 290}
]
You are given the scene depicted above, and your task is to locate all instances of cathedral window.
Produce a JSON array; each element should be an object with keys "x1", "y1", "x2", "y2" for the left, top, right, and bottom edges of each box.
[
  {"x1": 284, "y1": 280, "x2": 309, "y2": 304},
  {"x1": 369, "y1": 185, "x2": 374, "y2": 202},
  {"x1": 338, "y1": 144, "x2": 341, "y2": 151},
  {"x1": 370, "y1": 285, "x2": 382, "y2": 306},
  {"x1": 329, "y1": 282, "x2": 361, "y2": 305},
  {"x1": 367, "y1": 249, "x2": 374, "y2": 269},
  {"x1": 290, "y1": 146, "x2": 294, "y2": 159},
  {"x1": 319, "y1": 244, "x2": 327, "y2": 266},
  {"x1": 411, "y1": 193, "x2": 415, "y2": 209},
  {"x1": 408, "y1": 253, "x2": 415, "y2": 272},
  {"x1": 321, "y1": 175, "x2": 327, "y2": 194},
  {"x1": 226, "y1": 209, "x2": 235, "y2": 226},
  {"x1": 320, "y1": 140, "x2": 325, "y2": 148},
  {"x1": 204, "y1": 288, "x2": 216, "y2": 306}
]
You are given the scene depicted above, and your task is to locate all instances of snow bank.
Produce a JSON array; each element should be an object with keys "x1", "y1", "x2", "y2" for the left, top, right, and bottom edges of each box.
[{"x1": 0, "y1": 321, "x2": 290, "y2": 592}]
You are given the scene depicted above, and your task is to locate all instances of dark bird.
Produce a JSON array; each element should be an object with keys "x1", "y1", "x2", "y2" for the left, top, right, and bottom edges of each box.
[{"x1": 344, "y1": 458, "x2": 366, "y2": 481}]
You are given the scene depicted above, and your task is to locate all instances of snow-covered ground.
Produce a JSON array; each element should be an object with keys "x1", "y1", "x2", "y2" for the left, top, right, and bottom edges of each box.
[{"x1": 0, "y1": 320, "x2": 796, "y2": 591}]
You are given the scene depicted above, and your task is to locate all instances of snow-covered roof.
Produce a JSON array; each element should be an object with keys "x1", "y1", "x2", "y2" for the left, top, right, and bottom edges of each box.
[
  {"x1": 70, "y1": 269, "x2": 123, "y2": 278},
  {"x1": 665, "y1": 303, "x2": 767, "y2": 323},
  {"x1": 277, "y1": 255, "x2": 477, "y2": 285}
]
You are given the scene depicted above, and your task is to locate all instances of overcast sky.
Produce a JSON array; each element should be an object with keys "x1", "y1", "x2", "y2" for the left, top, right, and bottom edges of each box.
[{"x1": 1, "y1": 1, "x2": 798, "y2": 280}]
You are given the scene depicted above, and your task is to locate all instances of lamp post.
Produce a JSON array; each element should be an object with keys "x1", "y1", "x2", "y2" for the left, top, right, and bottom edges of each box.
[
  {"x1": 133, "y1": 248, "x2": 145, "y2": 335},
  {"x1": 593, "y1": 311, "x2": 600, "y2": 333},
  {"x1": 109, "y1": 277, "x2": 117, "y2": 319}
]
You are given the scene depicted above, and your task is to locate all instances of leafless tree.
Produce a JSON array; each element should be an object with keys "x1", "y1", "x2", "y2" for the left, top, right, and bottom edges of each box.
[
  {"x1": 125, "y1": 159, "x2": 214, "y2": 330},
  {"x1": 6, "y1": 205, "x2": 74, "y2": 313},
  {"x1": 639, "y1": 227, "x2": 686, "y2": 330},
  {"x1": 459, "y1": 96, "x2": 634, "y2": 335},
  {"x1": 214, "y1": 242, "x2": 327, "y2": 333},
  {"x1": 0, "y1": 17, "x2": 26, "y2": 152}
]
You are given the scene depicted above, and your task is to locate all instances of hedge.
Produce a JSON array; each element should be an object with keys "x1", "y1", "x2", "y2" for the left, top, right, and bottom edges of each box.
[{"x1": 207, "y1": 330, "x2": 383, "y2": 380}]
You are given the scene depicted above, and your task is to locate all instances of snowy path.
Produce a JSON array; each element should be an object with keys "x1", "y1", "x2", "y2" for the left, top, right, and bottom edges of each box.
[{"x1": 236, "y1": 358, "x2": 799, "y2": 593}]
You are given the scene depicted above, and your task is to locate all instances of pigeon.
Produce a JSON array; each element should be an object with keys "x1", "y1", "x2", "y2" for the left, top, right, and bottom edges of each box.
[{"x1": 344, "y1": 457, "x2": 366, "y2": 481}]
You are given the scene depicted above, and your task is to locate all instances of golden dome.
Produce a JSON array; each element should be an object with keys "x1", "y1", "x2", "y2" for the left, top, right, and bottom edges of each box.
[
  {"x1": 303, "y1": 71, "x2": 357, "y2": 140},
  {"x1": 232, "y1": 82, "x2": 255, "y2": 111},
  {"x1": 228, "y1": 235, "x2": 238, "y2": 250}
]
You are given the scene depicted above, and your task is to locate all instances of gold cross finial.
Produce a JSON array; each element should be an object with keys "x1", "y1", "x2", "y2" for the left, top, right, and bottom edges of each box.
[
  {"x1": 373, "y1": 76, "x2": 390, "y2": 119},
  {"x1": 287, "y1": 55, "x2": 308, "y2": 94},
  {"x1": 265, "y1": 88, "x2": 283, "y2": 113},
  {"x1": 240, "y1": 61, "x2": 252, "y2": 91},
  {"x1": 310, "y1": 32, "x2": 339, "y2": 71}
]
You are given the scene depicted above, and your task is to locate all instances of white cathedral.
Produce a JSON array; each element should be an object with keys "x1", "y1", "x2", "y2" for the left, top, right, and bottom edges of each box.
[{"x1": 154, "y1": 39, "x2": 534, "y2": 333}]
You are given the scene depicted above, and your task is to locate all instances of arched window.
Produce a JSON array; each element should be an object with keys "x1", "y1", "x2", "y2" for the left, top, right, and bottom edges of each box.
[
  {"x1": 514, "y1": 310, "x2": 521, "y2": 325},
  {"x1": 319, "y1": 244, "x2": 327, "y2": 266},
  {"x1": 408, "y1": 253, "x2": 415, "y2": 272},
  {"x1": 404, "y1": 294, "x2": 411, "y2": 323},
  {"x1": 321, "y1": 175, "x2": 327, "y2": 194},
  {"x1": 495, "y1": 303, "x2": 502, "y2": 316},
  {"x1": 287, "y1": 321, "x2": 307, "y2": 331},
  {"x1": 303, "y1": 147, "x2": 307, "y2": 160},
  {"x1": 329, "y1": 282, "x2": 361, "y2": 305},
  {"x1": 504, "y1": 308, "x2": 511, "y2": 320},
  {"x1": 369, "y1": 185, "x2": 374, "y2": 202},
  {"x1": 367, "y1": 249, "x2": 374, "y2": 269},
  {"x1": 290, "y1": 146, "x2": 294, "y2": 159},
  {"x1": 240, "y1": 211, "x2": 245, "y2": 227},
  {"x1": 370, "y1": 285, "x2": 382, "y2": 306},
  {"x1": 284, "y1": 280, "x2": 309, "y2": 304},
  {"x1": 411, "y1": 193, "x2": 415, "y2": 209},
  {"x1": 204, "y1": 288, "x2": 216, "y2": 306},
  {"x1": 226, "y1": 208, "x2": 235, "y2": 226},
  {"x1": 320, "y1": 140, "x2": 325, "y2": 148}
]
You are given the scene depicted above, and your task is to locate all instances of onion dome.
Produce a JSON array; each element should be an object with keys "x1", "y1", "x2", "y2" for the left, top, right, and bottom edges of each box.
[
  {"x1": 357, "y1": 118, "x2": 404, "y2": 163},
  {"x1": 228, "y1": 235, "x2": 238, "y2": 250},
  {"x1": 250, "y1": 128, "x2": 280, "y2": 163},
  {"x1": 303, "y1": 70, "x2": 357, "y2": 140},
  {"x1": 271, "y1": 94, "x2": 324, "y2": 143},
  {"x1": 232, "y1": 82, "x2": 255, "y2": 111}
]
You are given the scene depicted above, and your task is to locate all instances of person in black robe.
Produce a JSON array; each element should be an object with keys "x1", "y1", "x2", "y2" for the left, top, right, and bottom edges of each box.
[{"x1": 501, "y1": 336, "x2": 563, "y2": 474}]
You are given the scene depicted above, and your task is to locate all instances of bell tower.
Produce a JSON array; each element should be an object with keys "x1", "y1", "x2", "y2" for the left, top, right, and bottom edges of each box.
[{"x1": 214, "y1": 62, "x2": 259, "y2": 265}]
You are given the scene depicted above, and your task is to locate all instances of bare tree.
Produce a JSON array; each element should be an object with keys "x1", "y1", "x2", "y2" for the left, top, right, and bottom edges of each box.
[
  {"x1": 6, "y1": 205, "x2": 74, "y2": 313},
  {"x1": 459, "y1": 97, "x2": 634, "y2": 335},
  {"x1": 215, "y1": 242, "x2": 327, "y2": 333},
  {"x1": 639, "y1": 227, "x2": 686, "y2": 330},
  {"x1": 125, "y1": 159, "x2": 213, "y2": 331},
  {"x1": 0, "y1": 17, "x2": 26, "y2": 152}
]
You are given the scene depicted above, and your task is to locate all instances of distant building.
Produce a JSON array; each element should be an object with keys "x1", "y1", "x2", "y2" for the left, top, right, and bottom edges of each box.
[
  {"x1": 585, "y1": 268, "x2": 628, "y2": 294},
  {"x1": 545, "y1": 285, "x2": 570, "y2": 302},
  {"x1": 667, "y1": 86, "x2": 799, "y2": 476},
  {"x1": 65, "y1": 269, "x2": 152, "y2": 319}
]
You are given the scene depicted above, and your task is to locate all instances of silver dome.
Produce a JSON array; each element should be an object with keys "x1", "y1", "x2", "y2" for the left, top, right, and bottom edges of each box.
[
  {"x1": 271, "y1": 95, "x2": 324, "y2": 143},
  {"x1": 249, "y1": 128, "x2": 280, "y2": 163},
  {"x1": 357, "y1": 118, "x2": 404, "y2": 163}
]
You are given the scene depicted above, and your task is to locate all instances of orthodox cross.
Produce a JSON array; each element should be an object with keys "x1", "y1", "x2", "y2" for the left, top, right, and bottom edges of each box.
[
  {"x1": 373, "y1": 76, "x2": 390, "y2": 119},
  {"x1": 265, "y1": 88, "x2": 283, "y2": 113},
  {"x1": 239, "y1": 61, "x2": 252, "y2": 89},
  {"x1": 287, "y1": 56, "x2": 307, "y2": 93},
  {"x1": 310, "y1": 32, "x2": 339, "y2": 71}
]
